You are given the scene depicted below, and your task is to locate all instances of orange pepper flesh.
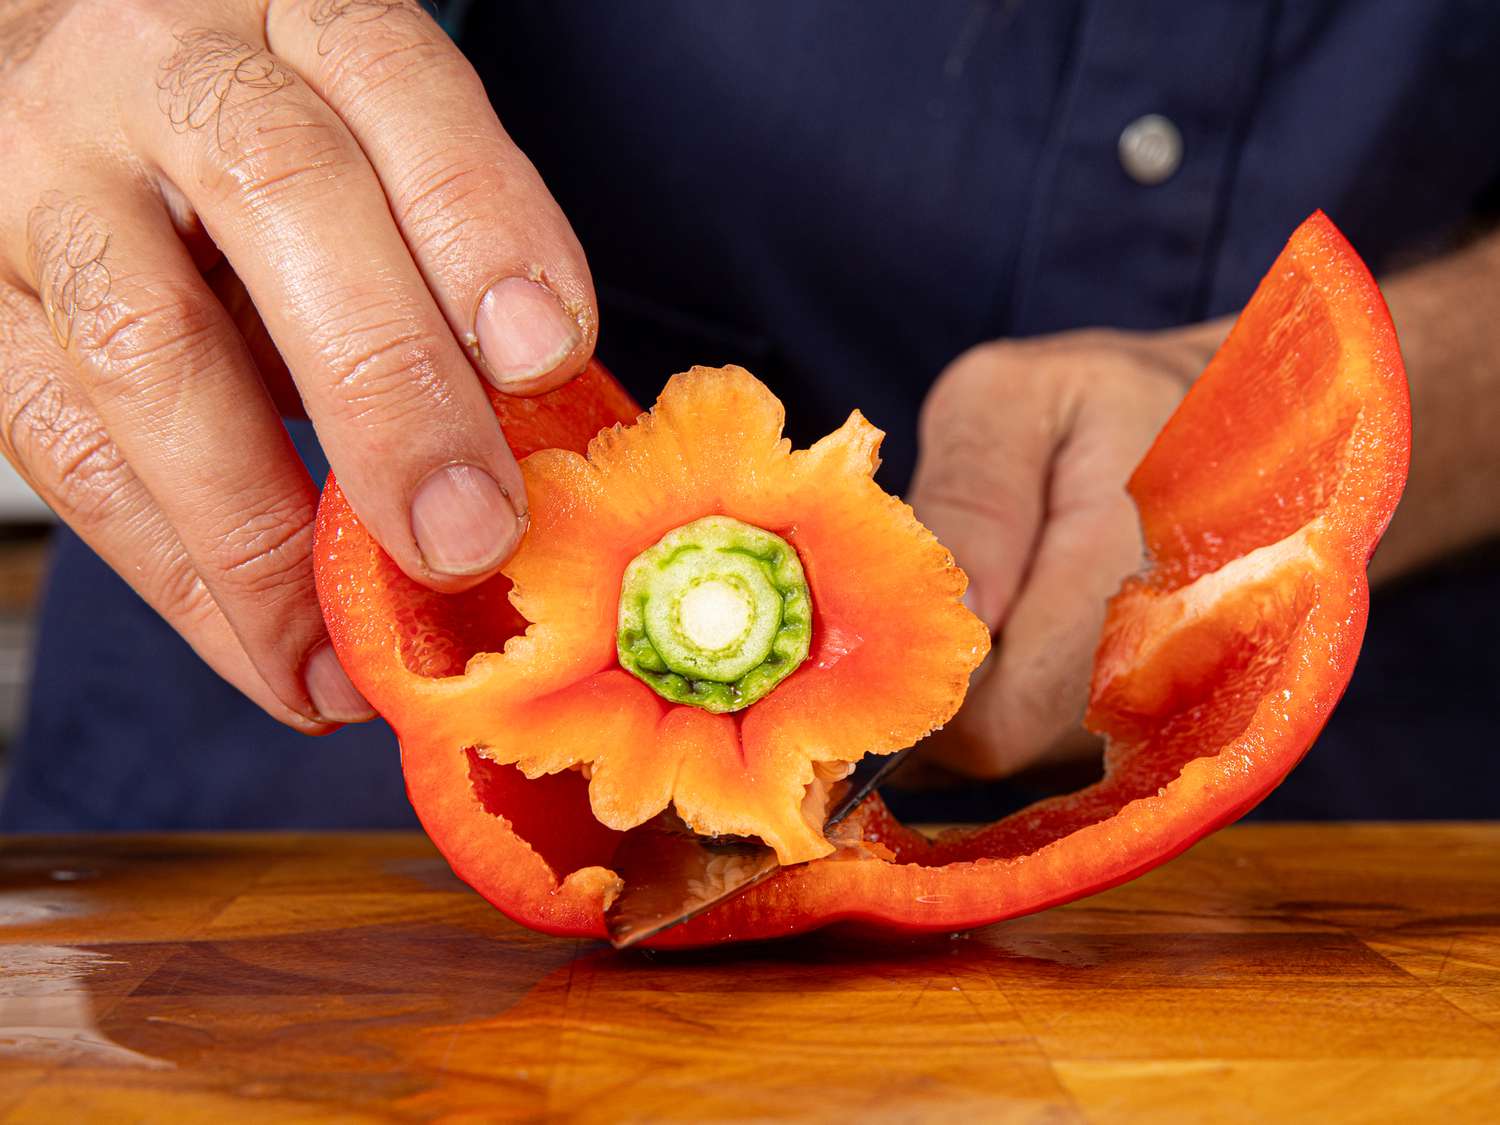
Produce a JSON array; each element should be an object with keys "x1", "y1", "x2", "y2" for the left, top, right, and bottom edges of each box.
[
  {"x1": 314, "y1": 212, "x2": 1410, "y2": 947},
  {"x1": 323, "y1": 362, "x2": 988, "y2": 866}
]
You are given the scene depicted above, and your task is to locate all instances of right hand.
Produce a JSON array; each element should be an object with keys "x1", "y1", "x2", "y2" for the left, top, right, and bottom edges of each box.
[
  {"x1": 0, "y1": 0, "x2": 597, "y2": 730},
  {"x1": 909, "y1": 326, "x2": 1223, "y2": 781}
]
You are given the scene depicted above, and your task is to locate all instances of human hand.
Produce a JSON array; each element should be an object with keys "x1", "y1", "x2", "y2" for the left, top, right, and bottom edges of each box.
[
  {"x1": 0, "y1": 1, "x2": 595, "y2": 729},
  {"x1": 910, "y1": 325, "x2": 1224, "y2": 779}
]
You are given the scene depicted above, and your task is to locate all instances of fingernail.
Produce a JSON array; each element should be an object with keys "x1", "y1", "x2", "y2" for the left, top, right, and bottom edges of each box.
[
  {"x1": 474, "y1": 276, "x2": 580, "y2": 387},
  {"x1": 305, "y1": 642, "x2": 375, "y2": 724},
  {"x1": 411, "y1": 462, "x2": 521, "y2": 576}
]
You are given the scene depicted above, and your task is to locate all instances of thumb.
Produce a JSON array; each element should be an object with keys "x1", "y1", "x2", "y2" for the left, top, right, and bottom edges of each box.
[{"x1": 908, "y1": 349, "x2": 1057, "y2": 632}]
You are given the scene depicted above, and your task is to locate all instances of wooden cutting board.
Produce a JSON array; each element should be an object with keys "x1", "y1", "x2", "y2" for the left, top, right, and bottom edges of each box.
[{"x1": 1, "y1": 824, "x2": 1496, "y2": 1122}]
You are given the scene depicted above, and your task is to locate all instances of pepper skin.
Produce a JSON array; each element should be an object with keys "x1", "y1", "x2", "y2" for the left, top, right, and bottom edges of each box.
[{"x1": 314, "y1": 212, "x2": 1410, "y2": 947}]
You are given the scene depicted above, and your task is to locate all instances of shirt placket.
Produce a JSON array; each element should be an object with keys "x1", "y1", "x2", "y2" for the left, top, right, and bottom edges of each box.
[{"x1": 1007, "y1": 0, "x2": 1278, "y2": 335}]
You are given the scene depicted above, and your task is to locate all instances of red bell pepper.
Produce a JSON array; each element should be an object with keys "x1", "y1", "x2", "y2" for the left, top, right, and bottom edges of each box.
[{"x1": 315, "y1": 212, "x2": 1409, "y2": 946}]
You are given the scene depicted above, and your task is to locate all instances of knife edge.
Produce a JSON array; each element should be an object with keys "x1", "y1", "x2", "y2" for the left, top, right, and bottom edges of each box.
[{"x1": 605, "y1": 748, "x2": 910, "y2": 949}]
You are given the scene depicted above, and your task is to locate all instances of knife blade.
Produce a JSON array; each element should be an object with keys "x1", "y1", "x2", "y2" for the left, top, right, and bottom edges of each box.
[{"x1": 605, "y1": 748, "x2": 910, "y2": 949}]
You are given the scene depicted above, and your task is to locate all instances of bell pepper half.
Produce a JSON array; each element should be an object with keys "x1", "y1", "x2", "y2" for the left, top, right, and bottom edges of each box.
[{"x1": 314, "y1": 212, "x2": 1409, "y2": 947}]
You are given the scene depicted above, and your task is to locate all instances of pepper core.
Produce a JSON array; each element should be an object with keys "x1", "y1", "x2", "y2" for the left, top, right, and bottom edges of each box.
[{"x1": 617, "y1": 516, "x2": 812, "y2": 712}]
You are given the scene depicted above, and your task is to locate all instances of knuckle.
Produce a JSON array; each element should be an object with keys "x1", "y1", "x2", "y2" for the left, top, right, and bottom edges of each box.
[
  {"x1": 952, "y1": 338, "x2": 1016, "y2": 375},
  {"x1": 319, "y1": 19, "x2": 451, "y2": 107},
  {"x1": 25, "y1": 193, "x2": 112, "y2": 349},
  {"x1": 51, "y1": 426, "x2": 127, "y2": 517},
  {"x1": 919, "y1": 397, "x2": 1002, "y2": 478},
  {"x1": 1059, "y1": 326, "x2": 1136, "y2": 357},
  {"x1": 313, "y1": 311, "x2": 450, "y2": 426},
  {"x1": 205, "y1": 493, "x2": 318, "y2": 602},
  {"x1": 153, "y1": 558, "x2": 222, "y2": 632},
  {"x1": 0, "y1": 365, "x2": 61, "y2": 468},
  {"x1": 226, "y1": 118, "x2": 353, "y2": 207},
  {"x1": 157, "y1": 29, "x2": 357, "y2": 203},
  {"x1": 922, "y1": 343, "x2": 1012, "y2": 432},
  {"x1": 157, "y1": 27, "x2": 296, "y2": 143},
  {"x1": 69, "y1": 279, "x2": 226, "y2": 409},
  {"x1": 35, "y1": 413, "x2": 134, "y2": 532},
  {"x1": 217, "y1": 112, "x2": 353, "y2": 207},
  {"x1": 0, "y1": 343, "x2": 133, "y2": 535},
  {"x1": 913, "y1": 374, "x2": 1045, "y2": 534},
  {"x1": 299, "y1": 0, "x2": 429, "y2": 57},
  {"x1": 920, "y1": 338, "x2": 1075, "y2": 467},
  {"x1": 22, "y1": 194, "x2": 228, "y2": 414},
  {"x1": 393, "y1": 155, "x2": 492, "y2": 258}
]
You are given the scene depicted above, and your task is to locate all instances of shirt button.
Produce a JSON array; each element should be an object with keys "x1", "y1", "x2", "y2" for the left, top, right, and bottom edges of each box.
[{"x1": 1118, "y1": 114, "x2": 1183, "y2": 185}]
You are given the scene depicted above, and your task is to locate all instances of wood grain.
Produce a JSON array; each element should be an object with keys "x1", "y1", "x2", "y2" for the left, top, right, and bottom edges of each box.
[{"x1": 0, "y1": 825, "x2": 1496, "y2": 1122}]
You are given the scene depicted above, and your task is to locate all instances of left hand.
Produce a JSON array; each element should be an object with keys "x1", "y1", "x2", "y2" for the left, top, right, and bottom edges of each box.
[
  {"x1": 0, "y1": 0, "x2": 599, "y2": 730},
  {"x1": 910, "y1": 325, "x2": 1223, "y2": 779}
]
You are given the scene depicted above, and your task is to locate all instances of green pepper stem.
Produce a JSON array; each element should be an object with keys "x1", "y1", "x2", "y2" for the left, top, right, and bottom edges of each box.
[{"x1": 617, "y1": 516, "x2": 812, "y2": 713}]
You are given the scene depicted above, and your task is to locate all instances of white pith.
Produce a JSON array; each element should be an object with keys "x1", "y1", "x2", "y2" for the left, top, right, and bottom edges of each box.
[
  {"x1": 678, "y1": 580, "x2": 754, "y2": 651},
  {"x1": 1174, "y1": 521, "x2": 1319, "y2": 613},
  {"x1": 1094, "y1": 519, "x2": 1329, "y2": 696}
]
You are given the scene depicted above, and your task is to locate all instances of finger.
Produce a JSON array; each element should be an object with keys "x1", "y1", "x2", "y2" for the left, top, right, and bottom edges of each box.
[
  {"x1": 0, "y1": 282, "x2": 352, "y2": 731},
  {"x1": 928, "y1": 390, "x2": 1162, "y2": 779},
  {"x1": 134, "y1": 23, "x2": 526, "y2": 585},
  {"x1": 19, "y1": 187, "x2": 372, "y2": 725},
  {"x1": 936, "y1": 493, "x2": 1136, "y2": 778},
  {"x1": 203, "y1": 259, "x2": 305, "y2": 418},
  {"x1": 267, "y1": 0, "x2": 594, "y2": 394},
  {"x1": 908, "y1": 344, "x2": 1060, "y2": 631},
  {"x1": 155, "y1": 176, "x2": 304, "y2": 416}
]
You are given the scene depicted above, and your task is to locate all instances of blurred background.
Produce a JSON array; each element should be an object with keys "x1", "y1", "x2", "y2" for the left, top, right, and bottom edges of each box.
[
  {"x1": 0, "y1": 462, "x2": 49, "y2": 789},
  {"x1": 4, "y1": 2, "x2": 1498, "y2": 832}
]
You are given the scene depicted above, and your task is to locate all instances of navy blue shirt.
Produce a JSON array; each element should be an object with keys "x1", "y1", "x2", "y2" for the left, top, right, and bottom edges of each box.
[{"x1": 6, "y1": 1, "x2": 1500, "y2": 830}]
